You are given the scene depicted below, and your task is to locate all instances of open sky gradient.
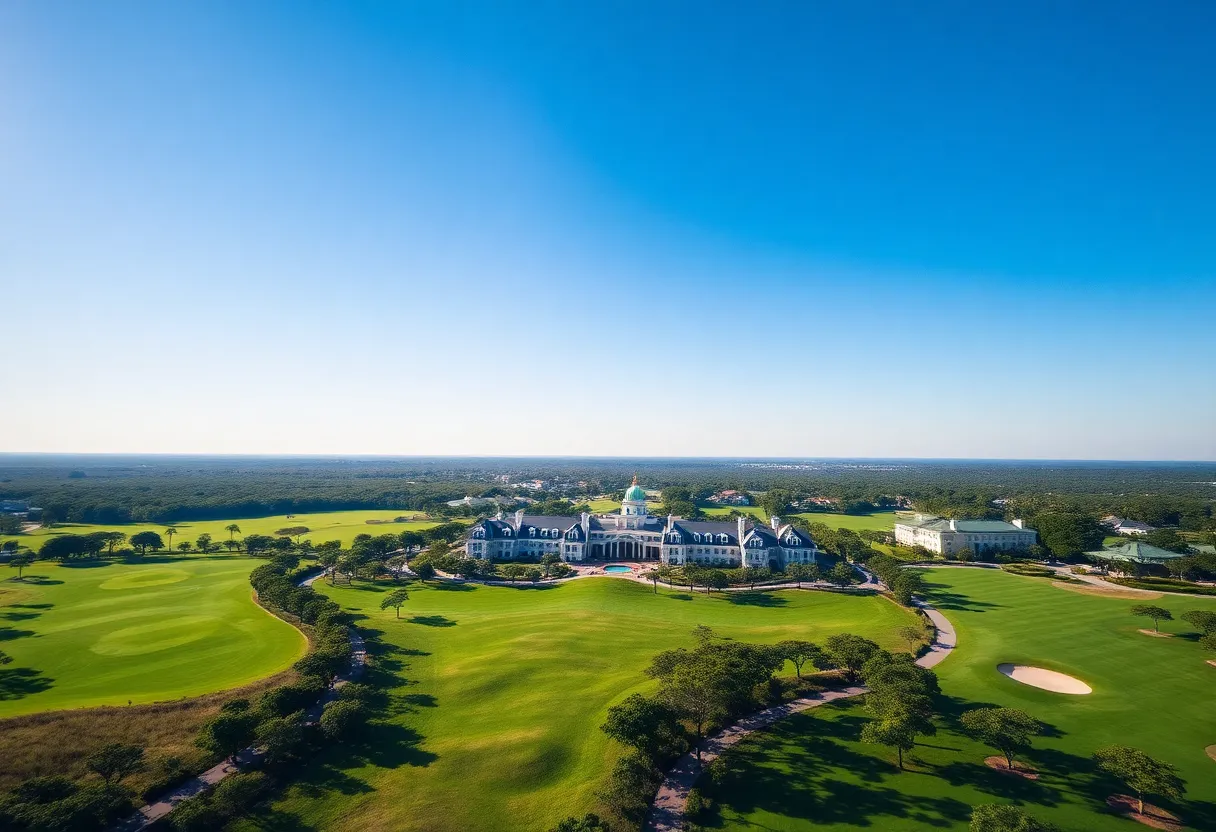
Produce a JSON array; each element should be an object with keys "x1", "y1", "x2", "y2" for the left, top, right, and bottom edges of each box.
[{"x1": 2, "y1": 2, "x2": 1213, "y2": 459}]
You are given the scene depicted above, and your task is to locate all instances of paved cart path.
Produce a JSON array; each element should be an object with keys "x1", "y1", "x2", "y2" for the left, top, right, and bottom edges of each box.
[{"x1": 644, "y1": 595, "x2": 956, "y2": 832}]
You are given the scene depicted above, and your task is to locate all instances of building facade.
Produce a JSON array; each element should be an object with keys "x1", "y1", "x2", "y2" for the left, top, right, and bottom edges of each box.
[
  {"x1": 894, "y1": 515, "x2": 1036, "y2": 556},
  {"x1": 466, "y1": 478, "x2": 822, "y2": 569}
]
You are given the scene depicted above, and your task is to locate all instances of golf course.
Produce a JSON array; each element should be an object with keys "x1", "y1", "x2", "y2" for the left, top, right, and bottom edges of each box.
[
  {"x1": 0, "y1": 509, "x2": 443, "y2": 553},
  {"x1": 232, "y1": 577, "x2": 921, "y2": 832},
  {"x1": 0, "y1": 557, "x2": 306, "y2": 717},
  {"x1": 697, "y1": 568, "x2": 1216, "y2": 831}
]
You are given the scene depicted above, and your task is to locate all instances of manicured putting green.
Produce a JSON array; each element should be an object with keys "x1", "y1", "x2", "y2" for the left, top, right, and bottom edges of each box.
[
  {"x1": 0, "y1": 509, "x2": 445, "y2": 553},
  {"x1": 704, "y1": 568, "x2": 1216, "y2": 831},
  {"x1": 240, "y1": 578, "x2": 919, "y2": 832},
  {"x1": 0, "y1": 557, "x2": 306, "y2": 717}
]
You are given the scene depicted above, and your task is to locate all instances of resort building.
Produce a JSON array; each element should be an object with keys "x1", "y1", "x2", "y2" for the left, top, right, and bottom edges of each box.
[
  {"x1": 465, "y1": 477, "x2": 822, "y2": 569},
  {"x1": 1086, "y1": 541, "x2": 1185, "y2": 568},
  {"x1": 894, "y1": 514, "x2": 1037, "y2": 556}
]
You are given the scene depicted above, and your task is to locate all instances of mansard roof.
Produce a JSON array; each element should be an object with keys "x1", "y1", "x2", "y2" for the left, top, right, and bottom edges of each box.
[
  {"x1": 518, "y1": 514, "x2": 580, "y2": 532},
  {"x1": 668, "y1": 520, "x2": 741, "y2": 544}
]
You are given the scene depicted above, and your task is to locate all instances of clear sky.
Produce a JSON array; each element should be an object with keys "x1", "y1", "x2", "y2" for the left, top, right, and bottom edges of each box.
[{"x1": 2, "y1": 2, "x2": 1213, "y2": 460}]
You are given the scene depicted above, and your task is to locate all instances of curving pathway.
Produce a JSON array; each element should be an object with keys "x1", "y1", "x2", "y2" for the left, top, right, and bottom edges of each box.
[
  {"x1": 644, "y1": 594, "x2": 957, "y2": 832},
  {"x1": 110, "y1": 570, "x2": 366, "y2": 831}
]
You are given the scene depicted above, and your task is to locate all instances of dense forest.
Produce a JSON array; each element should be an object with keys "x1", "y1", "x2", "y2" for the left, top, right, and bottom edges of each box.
[{"x1": 0, "y1": 455, "x2": 1213, "y2": 529}]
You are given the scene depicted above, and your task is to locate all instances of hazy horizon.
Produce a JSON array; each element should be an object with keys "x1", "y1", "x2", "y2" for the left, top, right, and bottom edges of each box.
[{"x1": 3, "y1": 3, "x2": 1213, "y2": 460}]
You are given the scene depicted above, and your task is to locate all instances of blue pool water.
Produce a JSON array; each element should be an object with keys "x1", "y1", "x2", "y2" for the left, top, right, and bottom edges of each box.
[{"x1": 604, "y1": 565, "x2": 633, "y2": 574}]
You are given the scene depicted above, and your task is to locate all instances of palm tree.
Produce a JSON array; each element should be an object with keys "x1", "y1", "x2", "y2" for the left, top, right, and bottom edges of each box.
[
  {"x1": 225, "y1": 524, "x2": 241, "y2": 543},
  {"x1": 164, "y1": 526, "x2": 178, "y2": 551}
]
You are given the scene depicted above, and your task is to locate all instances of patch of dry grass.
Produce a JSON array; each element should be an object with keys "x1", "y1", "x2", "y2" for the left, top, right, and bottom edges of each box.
[{"x1": 0, "y1": 669, "x2": 295, "y2": 795}]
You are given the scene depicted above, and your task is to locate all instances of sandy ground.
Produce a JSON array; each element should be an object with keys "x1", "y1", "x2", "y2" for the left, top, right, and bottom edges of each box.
[
  {"x1": 1138, "y1": 629, "x2": 1173, "y2": 638},
  {"x1": 984, "y1": 756, "x2": 1039, "y2": 779},
  {"x1": 997, "y1": 663, "x2": 1092, "y2": 694},
  {"x1": 1206, "y1": 744, "x2": 1216, "y2": 762},
  {"x1": 1105, "y1": 795, "x2": 1183, "y2": 831}
]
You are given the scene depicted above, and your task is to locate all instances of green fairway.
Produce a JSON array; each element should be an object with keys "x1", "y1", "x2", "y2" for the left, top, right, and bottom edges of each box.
[
  {"x1": 703, "y1": 568, "x2": 1216, "y2": 831},
  {"x1": 0, "y1": 509, "x2": 444, "y2": 553},
  {"x1": 239, "y1": 578, "x2": 920, "y2": 832},
  {"x1": 0, "y1": 558, "x2": 306, "y2": 717},
  {"x1": 791, "y1": 510, "x2": 904, "y2": 532}
]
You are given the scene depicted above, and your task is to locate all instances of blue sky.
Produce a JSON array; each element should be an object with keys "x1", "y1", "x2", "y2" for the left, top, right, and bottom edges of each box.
[{"x1": 2, "y1": 2, "x2": 1213, "y2": 459}]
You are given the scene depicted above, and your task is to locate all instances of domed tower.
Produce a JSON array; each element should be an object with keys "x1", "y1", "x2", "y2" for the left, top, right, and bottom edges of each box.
[{"x1": 621, "y1": 474, "x2": 648, "y2": 516}]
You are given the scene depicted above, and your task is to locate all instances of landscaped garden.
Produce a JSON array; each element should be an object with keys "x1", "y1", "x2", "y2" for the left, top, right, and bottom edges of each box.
[
  {"x1": 693, "y1": 567, "x2": 1216, "y2": 831},
  {"x1": 233, "y1": 577, "x2": 921, "y2": 832},
  {"x1": 0, "y1": 557, "x2": 307, "y2": 717}
]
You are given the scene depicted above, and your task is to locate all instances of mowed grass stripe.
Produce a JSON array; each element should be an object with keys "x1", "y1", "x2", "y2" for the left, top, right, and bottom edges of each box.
[
  {"x1": 238, "y1": 577, "x2": 918, "y2": 832},
  {"x1": 0, "y1": 557, "x2": 307, "y2": 717},
  {"x1": 705, "y1": 568, "x2": 1216, "y2": 831}
]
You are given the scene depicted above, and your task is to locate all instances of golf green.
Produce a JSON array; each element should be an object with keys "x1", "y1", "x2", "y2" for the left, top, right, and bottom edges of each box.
[
  {"x1": 237, "y1": 578, "x2": 920, "y2": 832},
  {"x1": 702, "y1": 567, "x2": 1216, "y2": 831},
  {"x1": 0, "y1": 557, "x2": 307, "y2": 717}
]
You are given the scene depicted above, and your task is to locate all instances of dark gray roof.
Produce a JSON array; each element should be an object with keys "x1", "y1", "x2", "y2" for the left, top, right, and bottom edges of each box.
[
  {"x1": 518, "y1": 515, "x2": 580, "y2": 531},
  {"x1": 669, "y1": 520, "x2": 741, "y2": 545}
]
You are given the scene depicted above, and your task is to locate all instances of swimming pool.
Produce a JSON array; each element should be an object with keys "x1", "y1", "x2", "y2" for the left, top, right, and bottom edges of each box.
[{"x1": 604, "y1": 565, "x2": 633, "y2": 574}]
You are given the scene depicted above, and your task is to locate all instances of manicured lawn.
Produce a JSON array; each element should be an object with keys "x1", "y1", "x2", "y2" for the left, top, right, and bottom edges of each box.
[
  {"x1": 0, "y1": 509, "x2": 443, "y2": 553},
  {"x1": 237, "y1": 578, "x2": 920, "y2": 832},
  {"x1": 703, "y1": 568, "x2": 1216, "y2": 831},
  {"x1": 702, "y1": 505, "x2": 768, "y2": 520},
  {"x1": 791, "y1": 510, "x2": 905, "y2": 532},
  {"x1": 0, "y1": 557, "x2": 306, "y2": 717}
]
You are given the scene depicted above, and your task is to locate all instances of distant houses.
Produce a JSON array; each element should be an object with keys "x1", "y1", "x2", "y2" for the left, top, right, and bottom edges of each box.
[
  {"x1": 1100, "y1": 515, "x2": 1157, "y2": 536},
  {"x1": 706, "y1": 489, "x2": 751, "y2": 506}
]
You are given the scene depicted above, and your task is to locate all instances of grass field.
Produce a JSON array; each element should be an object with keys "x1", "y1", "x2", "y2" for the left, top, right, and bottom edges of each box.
[
  {"x1": 703, "y1": 568, "x2": 1216, "y2": 831},
  {"x1": 0, "y1": 557, "x2": 306, "y2": 717},
  {"x1": 0, "y1": 509, "x2": 442, "y2": 553},
  {"x1": 791, "y1": 510, "x2": 904, "y2": 533},
  {"x1": 237, "y1": 578, "x2": 920, "y2": 832}
]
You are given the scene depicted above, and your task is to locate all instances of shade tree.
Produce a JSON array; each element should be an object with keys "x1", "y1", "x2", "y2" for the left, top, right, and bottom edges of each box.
[
  {"x1": 1130, "y1": 605, "x2": 1173, "y2": 633},
  {"x1": 960, "y1": 707, "x2": 1043, "y2": 771},
  {"x1": 825, "y1": 633, "x2": 881, "y2": 682},
  {"x1": 379, "y1": 588, "x2": 410, "y2": 618},
  {"x1": 1092, "y1": 745, "x2": 1185, "y2": 816}
]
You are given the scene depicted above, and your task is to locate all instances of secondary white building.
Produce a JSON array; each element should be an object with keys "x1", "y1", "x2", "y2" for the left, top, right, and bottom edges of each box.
[
  {"x1": 894, "y1": 515, "x2": 1036, "y2": 556},
  {"x1": 466, "y1": 477, "x2": 822, "y2": 569},
  {"x1": 1100, "y1": 515, "x2": 1156, "y2": 536}
]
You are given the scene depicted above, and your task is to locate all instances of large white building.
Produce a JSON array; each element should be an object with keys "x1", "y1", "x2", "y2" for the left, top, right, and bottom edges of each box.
[
  {"x1": 894, "y1": 515, "x2": 1036, "y2": 556},
  {"x1": 466, "y1": 478, "x2": 822, "y2": 569}
]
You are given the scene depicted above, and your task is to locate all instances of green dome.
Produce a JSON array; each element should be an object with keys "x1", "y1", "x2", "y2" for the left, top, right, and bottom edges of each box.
[{"x1": 624, "y1": 484, "x2": 646, "y2": 502}]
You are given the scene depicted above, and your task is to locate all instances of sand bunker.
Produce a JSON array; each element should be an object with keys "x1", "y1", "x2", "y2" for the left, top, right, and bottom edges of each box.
[{"x1": 997, "y1": 664, "x2": 1092, "y2": 694}]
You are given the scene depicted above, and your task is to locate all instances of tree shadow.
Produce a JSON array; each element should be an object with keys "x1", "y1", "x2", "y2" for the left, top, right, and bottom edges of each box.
[
  {"x1": 407, "y1": 615, "x2": 456, "y2": 627},
  {"x1": 16, "y1": 576, "x2": 62, "y2": 585},
  {"x1": 400, "y1": 693, "x2": 438, "y2": 709},
  {"x1": 0, "y1": 667, "x2": 54, "y2": 700},
  {"x1": 665, "y1": 593, "x2": 694, "y2": 601},
  {"x1": 0, "y1": 627, "x2": 36, "y2": 642},
  {"x1": 426, "y1": 581, "x2": 475, "y2": 592},
  {"x1": 922, "y1": 582, "x2": 1002, "y2": 612},
  {"x1": 724, "y1": 592, "x2": 789, "y2": 607},
  {"x1": 9, "y1": 603, "x2": 53, "y2": 609},
  {"x1": 0, "y1": 610, "x2": 42, "y2": 622},
  {"x1": 703, "y1": 711, "x2": 974, "y2": 828}
]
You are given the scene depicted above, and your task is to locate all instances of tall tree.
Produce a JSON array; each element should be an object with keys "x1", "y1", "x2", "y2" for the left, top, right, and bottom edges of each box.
[
  {"x1": 225, "y1": 524, "x2": 241, "y2": 542},
  {"x1": 379, "y1": 588, "x2": 410, "y2": 618},
  {"x1": 9, "y1": 553, "x2": 33, "y2": 580},
  {"x1": 642, "y1": 568, "x2": 662, "y2": 593},
  {"x1": 1130, "y1": 605, "x2": 1173, "y2": 633},
  {"x1": 960, "y1": 708, "x2": 1043, "y2": 770},
  {"x1": 776, "y1": 640, "x2": 827, "y2": 679},
  {"x1": 195, "y1": 533, "x2": 213, "y2": 553},
  {"x1": 128, "y1": 531, "x2": 164, "y2": 555},
  {"x1": 825, "y1": 633, "x2": 881, "y2": 682},
  {"x1": 164, "y1": 526, "x2": 178, "y2": 551},
  {"x1": 1092, "y1": 745, "x2": 1186, "y2": 816}
]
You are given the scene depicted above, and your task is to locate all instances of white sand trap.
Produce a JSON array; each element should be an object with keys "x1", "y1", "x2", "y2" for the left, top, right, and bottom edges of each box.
[{"x1": 997, "y1": 664, "x2": 1092, "y2": 694}]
